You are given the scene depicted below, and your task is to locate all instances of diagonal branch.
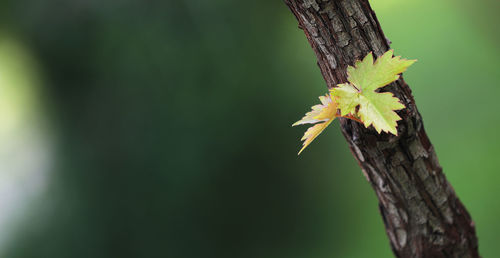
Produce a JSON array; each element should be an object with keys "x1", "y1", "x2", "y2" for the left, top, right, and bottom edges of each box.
[{"x1": 283, "y1": 0, "x2": 479, "y2": 257}]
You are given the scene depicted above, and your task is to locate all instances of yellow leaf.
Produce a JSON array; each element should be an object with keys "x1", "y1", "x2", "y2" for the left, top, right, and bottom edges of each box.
[{"x1": 293, "y1": 94, "x2": 338, "y2": 154}]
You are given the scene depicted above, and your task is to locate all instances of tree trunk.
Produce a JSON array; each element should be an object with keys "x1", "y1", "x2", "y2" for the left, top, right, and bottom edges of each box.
[{"x1": 283, "y1": 0, "x2": 480, "y2": 257}]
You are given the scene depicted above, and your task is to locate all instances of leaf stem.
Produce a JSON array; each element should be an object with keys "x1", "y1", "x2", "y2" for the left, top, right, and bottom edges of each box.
[{"x1": 344, "y1": 114, "x2": 363, "y2": 124}]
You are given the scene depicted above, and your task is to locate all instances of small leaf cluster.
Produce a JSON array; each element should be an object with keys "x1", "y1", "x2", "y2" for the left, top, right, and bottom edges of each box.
[{"x1": 293, "y1": 50, "x2": 416, "y2": 154}]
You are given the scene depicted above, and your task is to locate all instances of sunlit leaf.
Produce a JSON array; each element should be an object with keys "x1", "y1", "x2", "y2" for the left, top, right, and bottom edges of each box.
[
  {"x1": 294, "y1": 50, "x2": 415, "y2": 153},
  {"x1": 293, "y1": 94, "x2": 338, "y2": 154},
  {"x1": 331, "y1": 50, "x2": 415, "y2": 135}
]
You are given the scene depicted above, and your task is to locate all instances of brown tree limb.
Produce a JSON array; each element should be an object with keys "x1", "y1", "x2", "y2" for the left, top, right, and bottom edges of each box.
[{"x1": 283, "y1": 0, "x2": 479, "y2": 257}]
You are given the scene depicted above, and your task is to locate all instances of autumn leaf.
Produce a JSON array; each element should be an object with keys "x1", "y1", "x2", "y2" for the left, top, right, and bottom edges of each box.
[
  {"x1": 331, "y1": 50, "x2": 416, "y2": 135},
  {"x1": 292, "y1": 94, "x2": 339, "y2": 155},
  {"x1": 294, "y1": 50, "x2": 415, "y2": 154}
]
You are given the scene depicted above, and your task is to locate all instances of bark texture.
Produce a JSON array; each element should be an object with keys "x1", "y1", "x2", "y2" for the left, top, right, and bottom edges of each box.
[{"x1": 284, "y1": 1, "x2": 479, "y2": 257}]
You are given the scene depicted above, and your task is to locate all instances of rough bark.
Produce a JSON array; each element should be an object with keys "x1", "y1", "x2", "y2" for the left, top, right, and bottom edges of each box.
[{"x1": 283, "y1": 0, "x2": 479, "y2": 257}]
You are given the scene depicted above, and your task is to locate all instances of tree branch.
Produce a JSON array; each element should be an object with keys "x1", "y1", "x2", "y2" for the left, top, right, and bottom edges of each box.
[{"x1": 283, "y1": 0, "x2": 480, "y2": 257}]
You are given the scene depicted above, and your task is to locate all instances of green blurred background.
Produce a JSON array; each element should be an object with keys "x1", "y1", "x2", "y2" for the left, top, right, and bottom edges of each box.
[{"x1": 0, "y1": 0, "x2": 498, "y2": 257}]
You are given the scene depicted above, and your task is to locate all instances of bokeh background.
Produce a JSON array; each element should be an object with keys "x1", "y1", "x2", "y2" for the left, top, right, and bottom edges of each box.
[{"x1": 0, "y1": 0, "x2": 498, "y2": 257}]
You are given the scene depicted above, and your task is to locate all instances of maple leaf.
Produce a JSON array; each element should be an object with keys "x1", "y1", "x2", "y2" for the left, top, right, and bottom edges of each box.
[
  {"x1": 331, "y1": 50, "x2": 416, "y2": 135},
  {"x1": 292, "y1": 94, "x2": 339, "y2": 155}
]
